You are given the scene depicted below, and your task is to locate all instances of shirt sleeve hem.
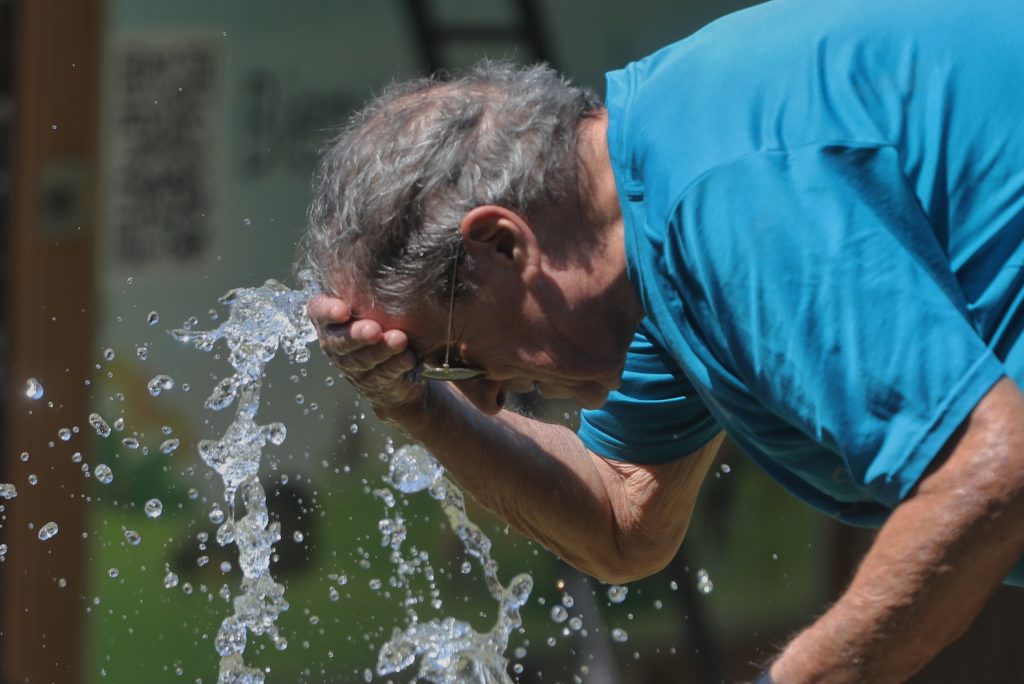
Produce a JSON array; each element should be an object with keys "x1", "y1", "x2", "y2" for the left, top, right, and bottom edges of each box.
[
  {"x1": 879, "y1": 353, "x2": 1005, "y2": 507},
  {"x1": 577, "y1": 418, "x2": 720, "y2": 464}
]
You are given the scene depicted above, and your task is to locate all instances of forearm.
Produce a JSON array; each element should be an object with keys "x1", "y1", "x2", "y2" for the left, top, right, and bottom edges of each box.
[
  {"x1": 771, "y1": 378, "x2": 1024, "y2": 683},
  {"x1": 384, "y1": 382, "x2": 719, "y2": 582}
]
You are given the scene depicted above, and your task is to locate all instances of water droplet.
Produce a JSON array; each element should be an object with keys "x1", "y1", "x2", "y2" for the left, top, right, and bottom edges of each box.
[
  {"x1": 568, "y1": 616, "x2": 583, "y2": 631},
  {"x1": 164, "y1": 571, "x2": 179, "y2": 589},
  {"x1": 88, "y1": 413, "x2": 112, "y2": 437},
  {"x1": 58, "y1": 428, "x2": 72, "y2": 442},
  {"x1": 147, "y1": 374, "x2": 174, "y2": 396},
  {"x1": 209, "y1": 506, "x2": 225, "y2": 524},
  {"x1": 136, "y1": 346, "x2": 149, "y2": 361},
  {"x1": 197, "y1": 555, "x2": 209, "y2": 567},
  {"x1": 607, "y1": 585, "x2": 628, "y2": 604},
  {"x1": 294, "y1": 393, "x2": 305, "y2": 405},
  {"x1": 160, "y1": 438, "x2": 180, "y2": 455},
  {"x1": 121, "y1": 437, "x2": 139, "y2": 449},
  {"x1": 147, "y1": 311, "x2": 160, "y2": 326},
  {"x1": 0, "y1": 483, "x2": 18, "y2": 499},
  {"x1": 243, "y1": 217, "x2": 252, "y2": 226},
  {"x1": 19, "y1": 452, "x2": 29, "y2": 462},
  {"x1": 37, "y1": 521, "x2": 59, "y2": 540},
  {"x1": 102, "y1": 347, "x2": 115, "y2": 361},
  {"x1": 113, "y1": 417, "x2": 125, "y2": 432},
  {"x1": 550, "y1": 606, "x2": 568, "y2": 623},
  {"x1": 611, "y1": 627, "x2": 629, "y2": 643},
  {"x1": 460, "y1": 560, "x2": 472, "y2": 574},
  {"x1": 216, "y1": 521, "x2": 235, "y2": 546},
  {"x1": 108, "y1": 567, "x2": 119, "y2": 578},
  {"x1": 27, "y1": 474, "x2": 38, "y2": 485},
  {"x1": 0, "y1": 543, "x2": 8, "y2": 559},
  {"x1": 25, "y1": 378, "x2": 44, "y2": 400},
  {"x1": 720, "y1": 463, "x2": 731, "y2": 474},
  {"x1": 292, "y1": 530, "x2": 304, "y2": 543},
  {"x1": 94, "y1": 464, "x2": 113, "y2": 484},
  {"x1": 696, "y1": 569, "x2": 713, "y2": 594},
  {"x1": 386, "y1": 444, "x2": 444, "y2": 494},
  {"x1": 262, "y1": 422, "x2": 286, "y2": 446},
  {"x1": 328, "y1": 587, "x2": 340, "y2": 602},
  {"x1": 220, "y1": 561, "x2": 232, "y2": 573},
  {"x1": 123, "y1": 529, "x2": 142, "y2": 545},
  {"x1": 144, "y1": 498, "x2": 163, "y2": 518}
]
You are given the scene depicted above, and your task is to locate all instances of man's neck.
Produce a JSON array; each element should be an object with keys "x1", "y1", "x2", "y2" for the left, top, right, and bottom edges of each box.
[{"x1": 576, "y1": 110, "x2": 643, "y2": 328}]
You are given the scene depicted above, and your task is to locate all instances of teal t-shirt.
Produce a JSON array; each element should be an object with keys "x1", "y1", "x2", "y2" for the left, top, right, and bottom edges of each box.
[{"x1": 577, "y1": 0, "x2": 1024, "y2": 579}]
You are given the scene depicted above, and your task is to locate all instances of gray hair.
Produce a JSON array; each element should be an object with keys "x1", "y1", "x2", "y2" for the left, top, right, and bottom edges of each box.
[{"x1": 299, "y1": 60, "x2": 602, "y2": 315}]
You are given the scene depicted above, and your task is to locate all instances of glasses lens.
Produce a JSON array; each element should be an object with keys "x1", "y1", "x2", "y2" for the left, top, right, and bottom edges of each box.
[{"x1": 419, "y1": 365, "x2": 487, "y2": 381}]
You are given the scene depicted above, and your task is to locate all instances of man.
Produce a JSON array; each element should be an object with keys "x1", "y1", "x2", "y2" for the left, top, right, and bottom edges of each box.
[{"x1": 302, "y1": 0, "x2": 1024, "y2": 680}]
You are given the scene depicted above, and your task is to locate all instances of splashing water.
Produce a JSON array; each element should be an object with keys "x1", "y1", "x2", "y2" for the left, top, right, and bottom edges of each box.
[
  {"x1": 606, "y1": 585, "x2": 628, "y2": 604},
  {"x1": 25, "y1": 378, "x2": 44, "y2": 400},
  {"x1": 37, "y1": 521, "x2": 59, "y2": 541},
  {"x1": 173, "y1": 274, "x2": 533, "y2": 683},
  {"x1": 173, "y1": 275, "x2": 317, "y2": 684},
  {"x1": 376, "y1": 444, "x2": 533, "y2": 683},
  {"x1": 696, "y1": 568, "x2": 714, "y2": 594}
]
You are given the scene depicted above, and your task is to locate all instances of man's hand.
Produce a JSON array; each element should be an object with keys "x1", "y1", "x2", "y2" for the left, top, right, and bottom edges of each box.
[{"x1": 307, "y1": 294, "x2": 425, "y2": 416}]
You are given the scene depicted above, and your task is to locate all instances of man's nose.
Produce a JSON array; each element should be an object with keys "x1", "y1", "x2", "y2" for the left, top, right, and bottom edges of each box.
[{"x1": 454, "y1": 378, "x2": 508, "y2": 415}]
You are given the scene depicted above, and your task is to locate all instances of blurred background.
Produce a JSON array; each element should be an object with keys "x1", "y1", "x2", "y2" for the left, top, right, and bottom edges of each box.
[{"x1": 2, "y1": 1, "x2": 1022, "y2": 682}]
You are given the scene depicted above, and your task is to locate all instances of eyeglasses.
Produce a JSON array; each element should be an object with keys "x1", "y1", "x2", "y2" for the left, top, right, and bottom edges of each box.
[{"x1": 418, "y1": 248, "x2": 487, "y2": 381}]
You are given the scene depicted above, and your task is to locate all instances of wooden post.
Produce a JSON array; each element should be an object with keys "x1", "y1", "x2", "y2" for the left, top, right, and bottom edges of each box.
[{"x1": 1, "y1": 1, "x2": 101, "y2": 682}]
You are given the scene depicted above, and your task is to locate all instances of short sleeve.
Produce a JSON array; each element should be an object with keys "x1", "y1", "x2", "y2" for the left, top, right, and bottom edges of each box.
[
  {"x1": 578, "y1": 319, "x2": 721, "y2": 463},
  {"x1": 671, "y1": 143, "x2": 1005, "y2": 508}
]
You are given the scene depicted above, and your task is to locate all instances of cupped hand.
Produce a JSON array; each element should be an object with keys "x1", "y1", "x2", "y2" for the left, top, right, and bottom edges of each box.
[{"x1": 307, "y1": 294, "x2": 426, "y2": 415}]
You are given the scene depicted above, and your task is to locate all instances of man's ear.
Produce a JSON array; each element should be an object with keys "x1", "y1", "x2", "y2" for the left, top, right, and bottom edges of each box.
[{"x1": 459, "y1": 205, "x2": 540, "y2": 280}]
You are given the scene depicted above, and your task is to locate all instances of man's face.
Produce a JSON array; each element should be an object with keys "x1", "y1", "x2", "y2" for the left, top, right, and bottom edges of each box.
[{"x1": 348, "y1": 279, "x2": 630, "y2": 415}]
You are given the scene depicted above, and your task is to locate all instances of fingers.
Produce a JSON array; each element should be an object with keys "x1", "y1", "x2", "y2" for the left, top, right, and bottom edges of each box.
[
  {"x1": 308, "y1": 293, "x2": 424, "y2": 411},
  {"x1": 320, "y1": 324, "x2": 408, "y2": 372},
  {"x1": 308, "y1": 294, "x2": 351, "y2": 326},
  {"x1": 349, "y1": 349, "x2": 418, "y2": 388}
]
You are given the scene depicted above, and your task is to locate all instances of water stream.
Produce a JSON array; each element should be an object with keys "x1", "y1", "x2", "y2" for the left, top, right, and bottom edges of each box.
[{"x1": 171, "y1": 274, "x2": 531, "y2": 683}]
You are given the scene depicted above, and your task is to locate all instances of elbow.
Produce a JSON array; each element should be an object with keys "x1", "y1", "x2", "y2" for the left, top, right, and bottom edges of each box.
[
  {"x1": 588, "y1": 561, "x2": 669, "y2": 586},
  {"x1": 572, "y1": 532, "x2": 681, "y2": 585}
]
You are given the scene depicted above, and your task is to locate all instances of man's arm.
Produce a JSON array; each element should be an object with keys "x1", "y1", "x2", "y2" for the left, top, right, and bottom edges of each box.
[
  {"x1": 394, "y1": 382, "x2": 722, "y2": 582},
  {"x1": 770, "y1": 377, "x2": 1024, "y2": 684},
  {"x1": 309, "y1": 295, "x2": 719, "y2": 583}
]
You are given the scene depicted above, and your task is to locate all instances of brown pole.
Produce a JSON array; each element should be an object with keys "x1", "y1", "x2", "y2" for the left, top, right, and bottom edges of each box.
[{"x1": 1, "y1": 1, "x2": 101, "y2": 682}]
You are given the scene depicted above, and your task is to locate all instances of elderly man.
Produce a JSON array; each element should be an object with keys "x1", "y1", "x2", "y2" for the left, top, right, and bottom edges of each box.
[{"x1": 302, "y1": 0, "x2": 1024, "y2": 681}]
